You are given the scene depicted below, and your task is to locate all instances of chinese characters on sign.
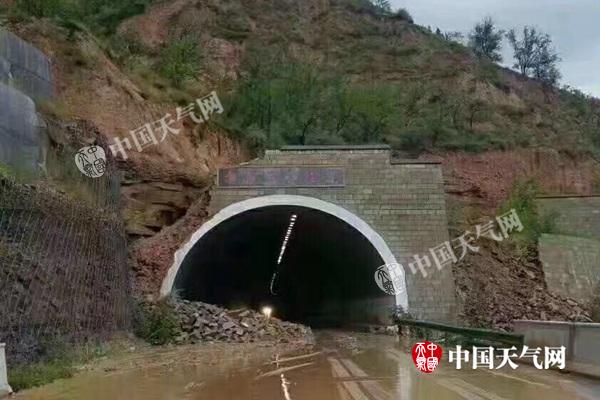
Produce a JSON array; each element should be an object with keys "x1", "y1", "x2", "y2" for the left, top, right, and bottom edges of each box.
[
  {"x1": 449, "y1": 345, "x2": 566, "y2": 370},
  {"x1": 218, "y1": 167, "x2": 345, "y2": 188},
  {"x1": 374, "y1": 209, "x2": 523, "y2": 295},
  {"x1": 74, "y1": 145, "x2": 107, "y2": 178},
  {"x1": 412, "y1": 341, "x2": 442, "y2": 373},
  {"x1": 109, "y1": 91, "x2": 223, "y2": 161}
]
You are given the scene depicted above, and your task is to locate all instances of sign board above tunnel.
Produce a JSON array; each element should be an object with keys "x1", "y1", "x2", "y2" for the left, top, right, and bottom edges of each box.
[{"x1": 218, "y1": 166, "x2": 345, "y2": 188}]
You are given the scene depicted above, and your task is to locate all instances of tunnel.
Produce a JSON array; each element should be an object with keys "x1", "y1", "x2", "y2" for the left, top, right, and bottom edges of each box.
[{"x1": 172, "y1": 205, "x2": 395, "y2": 327}]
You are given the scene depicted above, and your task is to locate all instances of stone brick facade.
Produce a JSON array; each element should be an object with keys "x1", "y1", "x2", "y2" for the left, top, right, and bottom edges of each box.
[
  {"x1": 539, "y1": 234, "x2": 600, "y2": 302},
  {"x1": 209, "y1": 146, "x2": 456, "y2": 322},
  {"x1": 537, "y1": 196, "x2": 600, "y2": 239},
  {"x1": 537, "y1": 196, "x2": 600, "y2": 302}
]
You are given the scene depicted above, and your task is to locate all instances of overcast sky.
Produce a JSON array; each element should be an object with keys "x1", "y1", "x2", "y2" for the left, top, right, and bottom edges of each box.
[{"x1": 391, "y1": 0, "x2": 600, "y2": 97}]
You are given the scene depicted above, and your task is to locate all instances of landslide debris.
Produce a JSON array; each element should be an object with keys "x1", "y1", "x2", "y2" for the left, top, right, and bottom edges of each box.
[
  {"x1": 172, "y1": 300, "x2": 314, "y2": 345},
  {"x1": 455, "y1": 243, "x2": 593, "y2": 331}
]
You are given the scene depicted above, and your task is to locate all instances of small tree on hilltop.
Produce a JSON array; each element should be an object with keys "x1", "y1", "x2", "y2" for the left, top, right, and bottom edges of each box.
[
  {"x1": 394, "y1": 8, "x2": 413, "y2": 23},
  {"x1": 468, "y1": 17, "x2": 504, "y2": 62},
  {"x1": 371, "y1": 0, "x2": 391, "y2": 14},
  {"x1": 507, "y1": 26, "x2": 561, "y2": 86}
]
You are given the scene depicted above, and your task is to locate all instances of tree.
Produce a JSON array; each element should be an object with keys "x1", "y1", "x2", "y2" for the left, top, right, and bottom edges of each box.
[
  {"x1": 371, "y1": 0, "x2": 391, "y2": 14},
  {"x1": 507, "y1": 26, "x2": 561, "y2": 86},
  {"x1": 468, "y1": 17, "x2": 504, "y2": 62},
  {"x1": 393, "y1": 8, "x2": 413, "y2": 23},
  {"x1": 444, "y1": 31, "x2": 464, "y2": 43}
]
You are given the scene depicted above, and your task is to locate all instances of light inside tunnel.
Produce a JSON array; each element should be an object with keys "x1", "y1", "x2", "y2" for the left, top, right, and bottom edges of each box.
[
  {"x1": 172, "y1": 206, "x2": 391, "y2": 327},
  {"x1": 276, "y1": 213, "x2": 297, "y2": 265}
]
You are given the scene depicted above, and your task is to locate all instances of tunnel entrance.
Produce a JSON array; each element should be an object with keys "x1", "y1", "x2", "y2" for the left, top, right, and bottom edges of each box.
[{"x1": 171, "y1": 204, "x2": 395, "y2": 327}]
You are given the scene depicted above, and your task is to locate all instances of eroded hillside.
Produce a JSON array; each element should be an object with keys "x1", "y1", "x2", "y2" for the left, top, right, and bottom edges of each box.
[{"x1": 1, "y1": 0, "x2": 598, "y2": 328}]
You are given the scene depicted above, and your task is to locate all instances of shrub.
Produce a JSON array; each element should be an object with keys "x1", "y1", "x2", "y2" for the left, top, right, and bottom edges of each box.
[
  {"x1": 393, "y1": 129, "x2": 432, "y2": 155},
  {"x1": 7, "y1": 335, "x2": 75, "y2": 391},
  {"x1": 158, "y1": 37, "x2": 201, "y2": 88},
  {"x1": 134, "y1": 299, "x2": 179, "y2": 345},
  {"x1": 14, "y1": 0, "x2": 63, "y2": 18},
  {"x1": 499, "y1": 178, "x2": 556, "y2": 256},
  {"x1": 344, "y1": 0, "x2": 377, "y2": 14},
  {"x1": 8, "y1": 360, "x2": 74, "y2": 391},
  {"x1": 0, "y1": 163, "x2": 14, "y2": 178},
  {"x1": 10, "y1": 0, "x2": 151, "y2": 35},
  {"x1": 393, "y1": 8, "x2": 413, "y2": 23}
]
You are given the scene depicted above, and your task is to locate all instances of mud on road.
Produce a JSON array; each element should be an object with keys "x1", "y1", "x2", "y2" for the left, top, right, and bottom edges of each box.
[{"x1": 16, "y1": 331, "x2": 600, "y2": 400}]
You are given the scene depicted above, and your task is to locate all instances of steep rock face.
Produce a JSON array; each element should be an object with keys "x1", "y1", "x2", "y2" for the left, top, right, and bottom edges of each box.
[
  {"x1": 121, "y1": 181, "x2": 204, "y2": 237},
  {"x1": 131, "y1": 192, "x2": 211, "y2": 297},
  {"x1": 442, "y1": 148, "x2": 599, "y2": 210}
]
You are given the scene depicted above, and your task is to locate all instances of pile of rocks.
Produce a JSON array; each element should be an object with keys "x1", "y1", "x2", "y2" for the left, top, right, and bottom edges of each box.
[{"x1": 172, "y1": 300, "x2": 313, "y2": 344}]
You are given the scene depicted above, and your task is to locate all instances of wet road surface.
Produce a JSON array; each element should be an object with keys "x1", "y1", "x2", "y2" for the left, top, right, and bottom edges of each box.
[{"x1": 17, "y1": 331, "x2": 600, "y2": 400}]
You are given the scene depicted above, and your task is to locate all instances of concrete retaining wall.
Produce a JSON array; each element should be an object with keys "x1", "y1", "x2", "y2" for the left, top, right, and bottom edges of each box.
[
  {"x1": 537, "y1": 196, "x2": 600, "y2": 238},
  {"x1": 536, "y1": 196, "x2": 600, "y2": 302},
  {"x1": 538, "y1": 234, "x2": 600, "y2": 302},
  {"x1": 514, "y1": 320, "x2": 600, "y2": 378},
  {"x1": 0, "y1": 29, "x2": 51, "y2": 174},
  {"x1": 0, "y1": 344, "x2": 10, "y2": 398},
  {"x1": 0, "y1": 82, "x2": 45, "y2": 172},
  {"x1": 0, "y1": 28, "x2": 53, "y2": 100}
]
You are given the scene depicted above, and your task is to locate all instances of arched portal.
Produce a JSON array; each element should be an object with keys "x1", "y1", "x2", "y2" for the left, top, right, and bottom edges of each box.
[{"x1": 161, "y1": 195, "x2": 408, "y2": 324}]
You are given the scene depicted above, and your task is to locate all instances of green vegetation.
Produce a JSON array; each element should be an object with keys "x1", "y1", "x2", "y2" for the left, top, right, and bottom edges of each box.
[
  {"x1": 134, "y1": 298, "x2": 179, "y2": 345},
  {"x1": 499, "y1": 179, "x2": 556, "y2": 256},
  {"x1": 9, "y1": 0, "x2": 152, "y2": 34},
  {"x1": 468, "y1": 17, "x2": 504, "y2": 62},
  {"x1": 393, "y1": 8, "x2": 413, "y2": 23},
  {"x1": 4, "y1": 0, "x2": 599, "y2": 158},
  {"x1": 0, "y1": 162, "x2": 14, "y2": 178},
  {"x1": 9, "y1": 359, "x2": 75, "y2": 391},
  {"x1": 14, "y1": 0, "x2": 63, "y2": 18},
  {"x1": 7, "y1": 336, "x2": 111, "y2": 392},
  {"x1": 371, "y1": 0, "x2": 391, "y2": 14},
  {"x1": 223, "y1": 50, "x2": 522, "y2": 153},
  {"x1": 158, "y1": 36, "x2": 201, "y2": 88},
  {"x1": 507, "y1": 26, "x2": 561, "y2": 86}
]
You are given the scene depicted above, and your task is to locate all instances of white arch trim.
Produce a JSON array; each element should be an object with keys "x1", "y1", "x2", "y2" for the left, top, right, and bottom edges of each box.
[{"x1": 160, "y1": 194, "x2": 409, "y2": 311}]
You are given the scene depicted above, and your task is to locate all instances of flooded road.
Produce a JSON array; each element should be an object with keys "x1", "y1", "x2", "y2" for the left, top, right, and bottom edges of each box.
[{"x1": 17, "y1": 331, "x2": 600, "y2": 400}]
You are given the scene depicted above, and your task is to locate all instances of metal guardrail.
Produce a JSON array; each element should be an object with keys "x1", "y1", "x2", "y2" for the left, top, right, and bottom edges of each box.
[{"x1": 396, "y1": 319, "x2": 524, "y2": 346}]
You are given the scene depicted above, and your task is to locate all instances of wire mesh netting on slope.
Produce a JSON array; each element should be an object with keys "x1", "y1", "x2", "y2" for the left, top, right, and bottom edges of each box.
[{"x1": 0, "y1": 163, "x2": 132, "y2": 365}]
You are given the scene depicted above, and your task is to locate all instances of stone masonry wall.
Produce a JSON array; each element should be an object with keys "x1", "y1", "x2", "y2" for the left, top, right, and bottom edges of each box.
[
  {"x1": 537, "y1": 196, "x2": 600, "y2": 238},
  {"x1": 537, "y1": 197, "x2": 600, "y2": 302},
  {"x1": 209, "y1": 148, "x2": 456, "y2": 322},
  {"x1": 539, "y1": 234, "x2": 600, "y2": 302}
]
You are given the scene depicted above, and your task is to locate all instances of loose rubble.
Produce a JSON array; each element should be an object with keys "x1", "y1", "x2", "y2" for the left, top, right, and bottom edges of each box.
[
  {"x1": 456, "y1": 244, "x2": 594, "y2": 331},
  {"x1": 172, "y1": 300, "x2": 313, "y2": 344}
]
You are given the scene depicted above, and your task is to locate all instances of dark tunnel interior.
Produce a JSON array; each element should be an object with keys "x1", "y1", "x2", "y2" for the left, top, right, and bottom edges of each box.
[{"x1": 173, "y1": 206, "x2": 388, "y2": 327}]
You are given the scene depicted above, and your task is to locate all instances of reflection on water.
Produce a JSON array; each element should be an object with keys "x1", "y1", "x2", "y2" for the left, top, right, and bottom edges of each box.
[{"x1": 16, "y1": 331, "x2": 600, "y2": 400}]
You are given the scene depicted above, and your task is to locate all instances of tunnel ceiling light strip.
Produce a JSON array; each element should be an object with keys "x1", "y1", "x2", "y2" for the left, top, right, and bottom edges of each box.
[{"x1": 276, "y1": 214, "x2": 297, "y2": 265}]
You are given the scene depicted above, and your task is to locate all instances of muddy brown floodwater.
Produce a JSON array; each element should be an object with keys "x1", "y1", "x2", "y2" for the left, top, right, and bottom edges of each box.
[{"x1": 16, "y1": 331, "x2": 600, "y2": 400}]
